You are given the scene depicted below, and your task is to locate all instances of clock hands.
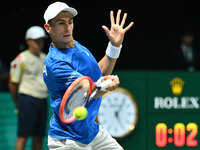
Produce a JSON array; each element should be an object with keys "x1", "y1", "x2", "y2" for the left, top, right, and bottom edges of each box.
[
  {"x1": 118, "y1": 98, "x2": 126, "y2": 114},
  {"x1": 115, "y1": 98, "x2": 126, "y2": 129},
  {"x1": 115, "y1": 111, "x2": 125, "y2": 129}
]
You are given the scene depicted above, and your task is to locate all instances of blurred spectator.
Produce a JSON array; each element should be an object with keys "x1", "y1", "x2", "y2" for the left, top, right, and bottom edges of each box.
[
  {"x1": 8, "y1": 26, "x2": 48, "y2": 150},
  {"x1": 170, "y1": 32, "x2": 200, "y2": 72},
  {"x1": 0, "y1": 58, "x2": 9, "y2": 91}
]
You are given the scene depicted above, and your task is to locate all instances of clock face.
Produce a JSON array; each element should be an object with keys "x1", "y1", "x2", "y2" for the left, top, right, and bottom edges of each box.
[{"x1": 97, "y1": 87, "x2": 138, "y2": 138}]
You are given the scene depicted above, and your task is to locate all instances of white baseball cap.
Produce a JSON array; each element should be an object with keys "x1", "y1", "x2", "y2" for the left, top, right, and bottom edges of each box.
[
  {"x1": 44, "y1": 1, "x2": 78, "y2": 23},
  {"x1": 25, "y1": 26, "x2": 47, "y2": 40}
]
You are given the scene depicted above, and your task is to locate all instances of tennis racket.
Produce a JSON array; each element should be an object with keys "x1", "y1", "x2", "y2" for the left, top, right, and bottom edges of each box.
[{"x1": 59, "y1": 76, "x2": 112, "y2": 124}]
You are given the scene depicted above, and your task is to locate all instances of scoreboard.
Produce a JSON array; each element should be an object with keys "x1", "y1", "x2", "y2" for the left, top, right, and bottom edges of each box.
[
  {"x1": 147, "y1": 72, "x2": 200, "y2": 150},
  {"x1": 109, "y1": 71, "x2": 200, "y2": 150}
]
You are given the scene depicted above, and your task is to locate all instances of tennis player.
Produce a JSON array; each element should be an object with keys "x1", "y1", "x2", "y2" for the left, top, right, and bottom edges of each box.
[
  {"x1": 43, "y1": 2, "x2": 133, "y2": 150},
  {"x1": 9, "y1": 26, "x2": 48, "y2": 150}
]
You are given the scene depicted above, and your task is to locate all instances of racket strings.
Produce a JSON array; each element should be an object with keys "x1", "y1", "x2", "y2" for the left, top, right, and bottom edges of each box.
[{"x1": 63, "y1": 81, "x2": 89, "y2": 119}]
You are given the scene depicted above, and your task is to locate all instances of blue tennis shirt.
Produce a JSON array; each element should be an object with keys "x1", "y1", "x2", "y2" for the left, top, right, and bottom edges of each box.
[{"x1": 43, "y1": 40, "x2": 102, "y2": 144}]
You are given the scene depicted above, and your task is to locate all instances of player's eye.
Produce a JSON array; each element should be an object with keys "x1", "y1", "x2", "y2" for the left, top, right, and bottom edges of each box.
[
  {"x1": 58, "y1": 22, "x2": 65, "y2": 25},
  {"x1": 69, "y1": 20, "x2": 73, "y2": 25}
]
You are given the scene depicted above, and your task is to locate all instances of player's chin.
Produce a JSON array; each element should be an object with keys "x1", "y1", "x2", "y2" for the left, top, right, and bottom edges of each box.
[{"x1": 62, "y1": 37, "x2": 72, "y2": 44}]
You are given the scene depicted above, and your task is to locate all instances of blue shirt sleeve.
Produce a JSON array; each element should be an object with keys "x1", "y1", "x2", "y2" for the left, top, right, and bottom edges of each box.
[{"x1": 52, "y1": 60, "x2": 82, "y2": 89}]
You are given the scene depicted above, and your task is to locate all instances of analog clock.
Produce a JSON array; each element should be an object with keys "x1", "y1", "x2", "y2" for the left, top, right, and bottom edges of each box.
[{"x1": 97, "y1": 87, "x2": 138, "y2": 138}]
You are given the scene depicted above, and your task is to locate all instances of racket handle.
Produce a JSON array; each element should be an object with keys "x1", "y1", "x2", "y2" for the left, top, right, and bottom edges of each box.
[
  {"x1": 98, "y1": 79, "x2": 112, "y2": 91},
  {"x1": 87, "y1": 80, "x2": 112, "y2": 105}
]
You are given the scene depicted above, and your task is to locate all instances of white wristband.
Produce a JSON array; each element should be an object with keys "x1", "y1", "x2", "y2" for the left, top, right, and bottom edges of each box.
[{"x1": 106, "y1": 42, "x2": 122, "y2": 59}]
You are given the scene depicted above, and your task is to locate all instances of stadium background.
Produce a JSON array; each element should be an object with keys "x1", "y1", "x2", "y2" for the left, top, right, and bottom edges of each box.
[{"x1": 1, "y1": 0, "x2": 200, "y2": 149}]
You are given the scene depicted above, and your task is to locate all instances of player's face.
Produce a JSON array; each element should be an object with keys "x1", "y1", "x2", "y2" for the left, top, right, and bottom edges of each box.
[{"x1": 47, "y1": 12, "x2": 74, "y2": 46}]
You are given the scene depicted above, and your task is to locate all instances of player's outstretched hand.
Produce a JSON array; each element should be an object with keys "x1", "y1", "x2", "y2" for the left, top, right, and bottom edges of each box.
[{"x1": 102, "y1": 9, "x2": 134, "y2": 47}]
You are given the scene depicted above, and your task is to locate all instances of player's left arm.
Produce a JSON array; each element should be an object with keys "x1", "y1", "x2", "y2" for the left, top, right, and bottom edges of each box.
[{"x1": 98, "y1": 9, "x2": 134, "y2": 75}]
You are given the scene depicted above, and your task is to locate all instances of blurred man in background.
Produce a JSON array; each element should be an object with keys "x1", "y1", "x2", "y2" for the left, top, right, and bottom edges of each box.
[
  {"x1": 171, "y1": 32, "x2": 200, "y2": 71},
  {"x1": 8, "y1": 26, "x2": 48, "y2": 150}
]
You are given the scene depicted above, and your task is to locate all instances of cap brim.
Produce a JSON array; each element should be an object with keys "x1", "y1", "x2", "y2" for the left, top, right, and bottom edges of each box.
[{"x1": 62, "y1": 7, "x2": 78, "y2": 17}]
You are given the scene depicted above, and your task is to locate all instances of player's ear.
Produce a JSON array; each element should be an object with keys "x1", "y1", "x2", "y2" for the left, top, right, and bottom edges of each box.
[{"x1": 44, "y1": 24, "x2": 51, "y2": 33}]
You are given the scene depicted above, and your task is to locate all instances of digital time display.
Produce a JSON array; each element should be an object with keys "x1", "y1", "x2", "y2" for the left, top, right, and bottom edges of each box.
[
  {"x1": 146, "y1": 114, "x2": 200, "y2": 150},
  {"x1": 155, "y1": 122, "x2": 198, "y2": 147}
]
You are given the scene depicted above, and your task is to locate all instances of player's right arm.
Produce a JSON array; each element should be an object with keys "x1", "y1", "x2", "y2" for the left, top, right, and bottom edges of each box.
[{"x1": 8, "y1": 54, "x2": 25, "y2": 107}]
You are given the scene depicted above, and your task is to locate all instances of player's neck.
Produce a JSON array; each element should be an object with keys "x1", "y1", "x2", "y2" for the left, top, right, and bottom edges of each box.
[{"x1": 52, "y1": 40, "x2": 75, "y2": 49}]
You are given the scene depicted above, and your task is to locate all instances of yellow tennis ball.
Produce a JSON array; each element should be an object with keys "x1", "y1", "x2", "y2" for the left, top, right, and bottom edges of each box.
[{"x1": 73, "y1": 106, "x2": 88, "y2": 120}]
